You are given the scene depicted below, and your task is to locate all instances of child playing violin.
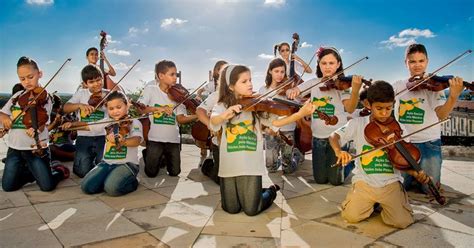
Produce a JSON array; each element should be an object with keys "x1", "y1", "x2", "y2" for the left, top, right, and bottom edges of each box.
[
  {"x1": 0, "y1": 56, "x2": 69, "y2": 192},
  {"x1": 210, "y1": 64, "x2": 315, "y2": 216},
  {"x1": 393, "y1": 44, "x2": 464, "y2": 194},
  {"x1": 329, "y1": 80, "x2": 430, "y2": 228},
  {"x1": 48, "y1": 94, "x2": 77, "y2": 162},
  {"x1": 62, "y1": 91, "x2": 142, "y2": 196},
  {"x1": 63, "y1": 65, "x2": 109, "y2": 177}
]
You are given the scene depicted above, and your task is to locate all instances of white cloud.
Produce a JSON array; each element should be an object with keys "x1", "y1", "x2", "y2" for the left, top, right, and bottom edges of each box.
[
  {"x1": 114, "y1": 62, "x2": 131, "y2": 70},
  {"x1": 26, "y1": 0, "x2": 53, "y2": 6},
  {"x1": 339, "y1": 48, "x2": 344, "y2": 54},
  {"x1": 130, "y1": 43, "x2": 139, "y2": 47},
  {"x1": 107, "y1": 49, "x2": 131, "y2": 56},
  {"x1": 257, "y1": 53, "x2": 274, "y2": 60},
  {"x1": 264, "y1": 0, "x2": 285, "y2": 7},
  {"x1": 128, "y1": 27, "x2": 149, "y2": 36},
  {"x1": 161, "y1": 18, "x2": 188, "y2": 30},
  {"x1": 301, "y1": 42, "x2": 312, "y2": 48},
  {"x1": 381, "y1": 28, "x2": 435, "y2": 49},
  {"x1": 95, "y1": 34, "x2": 120, "y2": 44},
  {"x1": 47, "y1": 60, "x2": 55, "y2": 64}
]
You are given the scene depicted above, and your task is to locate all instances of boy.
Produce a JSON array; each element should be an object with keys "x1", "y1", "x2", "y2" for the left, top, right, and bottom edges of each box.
[
  {"x1": 393, "y1": 44, "x2": 464, "y2": 193},
  {"x1": 329, "y1": 81, "x2": 429, "y2": 228},
  {"x1": 137, "y1": 60, "x2": 196, "y2": 177}
]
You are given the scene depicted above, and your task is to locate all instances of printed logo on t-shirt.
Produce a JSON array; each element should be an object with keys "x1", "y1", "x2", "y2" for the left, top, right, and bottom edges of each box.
[
  {"x1": 399, "y1": 98, "x2": 425, "y2": 124},
  {"x1": 360, "y1": 144, "x2": 394, "y2": 174},
  {"x1": 312, "y1": 96, "x2": 335, "y2": 119},
  {"x1": 153, "y1": 104, "x2": 176, "y2": 125},
  {"x1": 80, "y1": 109, "x2": 105, "y2": 123},
  {"x1": 104, "y1": 140, "x2": 127, "y2": 160},
  {"x1": 11, "y1": 106, "x2": 26, "y2": 129},
  {"x1": 226, "y1": 120, "x2": 257, "y2": 152},
  {"x1": 51, "y1": 131, "x2": 69, "y2": 145}
]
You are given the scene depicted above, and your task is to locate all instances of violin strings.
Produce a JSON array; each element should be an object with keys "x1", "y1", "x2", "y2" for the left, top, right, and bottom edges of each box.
[{"x1": 172, "y1": 80, "x2": 208, "y2": 111}]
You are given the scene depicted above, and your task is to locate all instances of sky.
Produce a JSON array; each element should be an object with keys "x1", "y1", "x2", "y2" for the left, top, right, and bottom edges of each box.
[{"x1": 0, "y1": 0, "x2": 473, "y2": 94}]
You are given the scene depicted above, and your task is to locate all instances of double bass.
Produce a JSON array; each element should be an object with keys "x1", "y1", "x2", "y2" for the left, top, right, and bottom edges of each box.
[{"x1": 99, "y1": 31, "x2": 117, "y2": 90}]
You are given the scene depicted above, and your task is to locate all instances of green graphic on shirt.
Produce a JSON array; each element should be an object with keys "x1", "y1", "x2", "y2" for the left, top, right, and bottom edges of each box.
[
  {"x1": 51, "y1": 131, "x2": 68, "y2": 145},
  {"x1": 153, "y1": 104, "x2": 176, "y2": 125},
  {"x1": 11, "y1": 106, "x2": 26, "y2": 129},
  {"x1": 104, "y1": 141, "x2": 127, "y2": 160},
  {"x1": 312, "y1": 96, "x2": 335, "y2": 119},
  {"x1": 80, "y1": 109, "x2": 105, "y2": 123},
  {"x1": 226, "y1": 120, "x2": 257, "y2": 152},
  {"x1": 360, "y1": 145, "x2": 394, "y2": 174},
  {"x1": 399, "y1": 98, "x2": 425, "y2": 124}
]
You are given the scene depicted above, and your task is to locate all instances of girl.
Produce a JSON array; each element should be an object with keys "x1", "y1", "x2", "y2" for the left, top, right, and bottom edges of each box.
[
  {"x1": 61, "y1": 91, "x2": 142, "y2": 196},
  {"x1": 275, "y1": 42, "x2": 312, "y2": 76},
  {"x1": 258, "y1": 58, "x2": 303, "y2": 174},
  {"x1": 210, "y1": 65, "x2": 315, "y2": 216},
  {"x1": 286, "y1": 47, "x2": 363, "y2": 185}
]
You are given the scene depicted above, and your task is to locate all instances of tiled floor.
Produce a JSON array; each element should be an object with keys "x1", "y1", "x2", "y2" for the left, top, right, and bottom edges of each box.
[{"x1": 0, "y1": 144, "x2": 473, "y2": 247}]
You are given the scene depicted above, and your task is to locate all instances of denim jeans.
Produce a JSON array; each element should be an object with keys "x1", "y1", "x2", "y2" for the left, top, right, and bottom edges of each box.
[
  {"x1": 73, "y1": 135, "x2": 105, "y2": 178},
  {"x1": 2, "y1": 148, "x2": 62, "y2": 192},
  {"x1": 402, "y1": 139, "x2": 442, "y2": 194},
  {"x1": 312, "y1": 137, "x2": 343, "y2": 185},
  {"x1": 81, "y1": 162, "x2": 139, "y2": 196}
]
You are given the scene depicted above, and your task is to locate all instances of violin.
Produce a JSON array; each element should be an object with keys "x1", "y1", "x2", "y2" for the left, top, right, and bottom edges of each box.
[
  {"x1": 105, "y1": 118, "x2": 132, "y2": 152},
  {"x1": 87, "y1": 91, "x2": 104, "y2": 107},
  {"x1": 406, "y1": 74, "x2": 474, "y2": 92},
  {"x1": 364, "y1": 117, "x2": 446, "y2": 205},
  {"x1": 99, "y1": 31, "x2": 117, "y2": 90},
  {"x1": 130, "y1": 100, "x2": 150, "y2": 144},
  {"x1": 167, "y1": 83, "x2": 201, "y2": 114},
  {"x1": 320, "y1": 75, "x2": 372, "y2": 91}
]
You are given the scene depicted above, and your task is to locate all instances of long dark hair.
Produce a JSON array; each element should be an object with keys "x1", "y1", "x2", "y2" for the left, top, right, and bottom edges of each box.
[
  {"x1": 265, "y1": 58, "x2": 287, "y2": 88},
  {"x1": 316, "y1": 48, "x2": 343, "y2": 78},
  {"x1": 212, "y1": 60, "x2": 228, "y2": 83}
]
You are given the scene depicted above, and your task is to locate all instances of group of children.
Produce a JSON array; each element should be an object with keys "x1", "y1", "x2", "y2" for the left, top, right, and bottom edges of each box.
[{"x1": 0, "y1": 43, "x2": 465, "y2": 228}]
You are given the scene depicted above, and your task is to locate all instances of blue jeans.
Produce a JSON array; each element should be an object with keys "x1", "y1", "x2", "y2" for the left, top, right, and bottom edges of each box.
[
  {"x1": 402, "y1": 139, "x2": 442, "y2": 194},
  {"x1": 81, "y1": 162, "x2": 139, "y2": 196},
  {"x1": 73, "y1": 135, "x2": 105, "y2": 178},
  {"x1": 2, "y1": 148, "x2": 62, "y2": 192},
  {"x1": 312, "y1": 137, "x2": 343, "y2": 185}
]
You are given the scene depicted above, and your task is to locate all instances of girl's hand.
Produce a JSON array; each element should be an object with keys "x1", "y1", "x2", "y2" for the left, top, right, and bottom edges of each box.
[
  {"x1": 335, "y1": 150, "x2": 352, "y2": 167},
  {"x1": 298, "y1": 99, "x2": 316, "y2": 116},
  {"x1": 25, "y1": 128, "x2": 35, "y2": 138},
  {"x1": 286, "y1": 87, "x2": 301, "y2": 100},
  {"x1": 221, "y1": 105, "x2": 242, "y2": 120},
  {"x1": 351, "y1": 75, "x2": 363, "y2": 91}
]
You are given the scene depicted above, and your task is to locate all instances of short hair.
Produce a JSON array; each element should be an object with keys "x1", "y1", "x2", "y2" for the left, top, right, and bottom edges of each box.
[
  {"x1": 367, "y1": 80, "x2": 394, "y2": 104},
  {"x1": 105, "y1": 91, "x2": 128, "y2": 105},
  {"x1": 17, "y1": 56, "x2": 39, "y2": 70},
  {"x1": 86, "y1": 47, "x2": 98, "y2": 56},
  {"x1": 81, "y1": 65, "x2": 103, "y2": 83},
  {"x1": 155, "y1": 60, "x2": 176, "y2": 75},
  {"x1": 405, "y1": 43, "x2": 428, "y2": 59}
]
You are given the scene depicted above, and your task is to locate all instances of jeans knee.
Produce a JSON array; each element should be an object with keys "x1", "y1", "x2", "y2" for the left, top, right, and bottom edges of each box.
[
  {"x1": 2, "y1": 183, "x2": 19, "y2": 192},
  {"x1": 222, "y1": 203, "x2": 240, "y2": 214},
  {"x1": 38, "y1": 182, "x2": 55, "y2": 192}
]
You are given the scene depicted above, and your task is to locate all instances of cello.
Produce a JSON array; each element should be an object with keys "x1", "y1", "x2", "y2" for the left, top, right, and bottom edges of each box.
[{"x1": 99, "y1": 30, "x2": 117, "y2": 90}]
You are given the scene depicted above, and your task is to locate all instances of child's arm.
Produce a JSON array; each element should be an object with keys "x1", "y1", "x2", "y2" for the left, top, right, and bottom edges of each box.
[
  {"x1": 405, "y1": 169, "x2": 430, "y2": 184},
  {"x1": 102, "y1": 51, "x2": 117, "y2": 77},
  {"x1": 138, "y1": 105, "x2": 173, "y2": 116},
  {"x1": 342, "y1": 75, "x2": 363, "y2": 113},
  {"x1": 177, "y1": 114, "x2": 197, "y2": 124},
  {"x1": 435, "y1": 77, "x2": 464, "y2": 120},
  {"x1": 63, "y1": 102, "x2": 95, "y2": 116},
  {"x1": 210, "y1": 105, "x2": 241, "y2": 126},
  {"x1": 271, "y1": 99, "x2": 315, "y2": 127},
  {"x1": 329, "y1": 132, "x2": 352, "y2": 166},
  {"x1": 0, "y1": 112, "x2": 12, "y2": 130},
  {"x1": 60, "y1": 121, "x2": 91, "y2": 131}
]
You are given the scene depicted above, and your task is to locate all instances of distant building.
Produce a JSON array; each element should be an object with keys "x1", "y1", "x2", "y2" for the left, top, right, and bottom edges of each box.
[{"x1": 441, "y1": 100, "x2": 474, "y2": 145}]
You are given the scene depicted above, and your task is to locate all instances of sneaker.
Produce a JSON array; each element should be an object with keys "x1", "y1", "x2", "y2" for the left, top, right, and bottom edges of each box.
[{"x1": 53, "y1": 164, "x2": 70, "y2": 179}]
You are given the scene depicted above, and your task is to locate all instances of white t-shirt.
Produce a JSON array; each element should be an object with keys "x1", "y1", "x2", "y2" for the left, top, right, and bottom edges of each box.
[
  {"x1": 89, "y1": 119, "x2": 143, "y2": 165},
  {"x1": 258, "y1": 86, "x2": 296, "y2": 132},
  {"x1": 197, "y1": 91, "x2": 219, "y2": 145},
  {"x1": 138, "y1": 83, "x2": 186, "y2": 144},
  {"x1": 210, "y1": 103, "x2": 278, "y2": 177},
  {"x1": 202, "y1": 80, "x2": 217, "y2": 96},
  {"x1": 1, "y1": 91, "x2": 52, "y2": 150},
  {"x1": 277, "y1": 56, "x2": 305, "y2": 77},
  {"x1": 334, "y1": 116, "x2": 404, "y2": 188},
  {"x1": 297, "y1": 78, "x2": 351, "y2": 138},
  {"x1": 67, "y1": 88, "x2": 108, "y2": 137},
  {"x1": 393, "y1": 79, "x2": 446, "y2": 143}
]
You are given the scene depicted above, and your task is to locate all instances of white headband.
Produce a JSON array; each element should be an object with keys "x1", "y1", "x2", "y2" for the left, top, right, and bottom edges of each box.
[{"x1": 225, "y1": 65, "x2": 236, "y2": 86}]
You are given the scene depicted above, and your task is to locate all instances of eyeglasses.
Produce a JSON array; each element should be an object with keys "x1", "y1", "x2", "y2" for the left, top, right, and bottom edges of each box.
[{"x1": 280, "y1": 49, "x2": 290, "y2": 52}]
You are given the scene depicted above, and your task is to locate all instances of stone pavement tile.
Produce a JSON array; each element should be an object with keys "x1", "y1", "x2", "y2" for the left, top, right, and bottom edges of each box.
[
  {"x1": 123, "y1": 202, "x2": 209, "y2": 230},
  {"x1": 383, "y1": 222, "x2": 473, "y2": 247},
  {"x1": 0, "y1": 205, "x2": 44, "y2": 231},
  {"x1": 320, "y1": 213, "x2": 397, "y2": 239},
  {"x1": 441, "y1": 168, "x2": 474, "y2": 195},
  {"x1": 139, "y1": 174, "x2": 193, "y2": 190},
  {"x1": 316, "y1": 185, "x2": 350, "y2": 204},
  {"x1": 280, "y1": 221, "x2": 375, "y2": 247},
  {"x1": 22, "y1": 178, "x2": 78, "y2": 192},
  {"x1": 98, "y1": 189, "x2": 170, "y2": 211},
  {"x1": 193, "y1": 234, "x2": 280, "y2": 248},
  {"x1": 0, "y1": 189, "x2": 30, "y2": 209},
  {"x1": 25, "y1": 185, "x2": 92, "y2": 204},
  {"x1": 184, "y1": 168, "x2": 212, "y2": 182},
  {"x1": 280, "y1": 212, "x2": 311, "y2": 230},
  {"x1": 443, "y1": 160, "x2": 474, "y2": 180},
  {"x1": 262, "y1": 173, "x2": 286, "y2": 185},
  {"x1": 421, "y1": 206, "x2": 474, "y2": 235},
  {"x1": 280, "y1": 175, "x2": 333, "y2": 199},
  {"x1": 282, "y1": 192, "x2": 342, "y2": 220},
  {"x1": 407, "y1": 190, "x2": 465, "y2": 207},
  {"x1": 365, "y1": 241, "x2": 399, "y2": 248},
  {"x1": 148, "y1": 218, "x2": 208, "y2": 247},
  {"x1": 78, "y1": 232, "x2": 168, "y2": 248},
  {"x1": 0, "y1": 224, "x2": 62, "y2": 248},
  {"x1": 152, "y1": 180, "x2": 220, "y2": 201},
  {"x1": 179, "y1": 194, "x2": 221, "y2": 217}
]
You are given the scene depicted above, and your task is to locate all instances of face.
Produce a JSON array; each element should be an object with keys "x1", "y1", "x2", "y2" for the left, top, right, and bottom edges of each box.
[
  {"x1": 84, "y1": 77, "x2": 103, "y2": 94},
  {"x1": 17, "y1": 65, "x2": 42, "y2": 91},
  {"x1": 318, "y1": 53, "x2": 341, "y2": 77},
  {"x1": 157, "y1": 67, "x2": 178, "y2": 86},
  {"x1": 279, "y1": 45, "x2": 290, "y2": 59},
  {"x1": 106, "y1": 98, "x2": 128, "y2": 120},
  {"x1": 369, "y1": 101, "x2": 394, "y2": 123},
  {"x1": 270, "y1": 65, "x2": 286, "y2": 84},
  {"x1": 87, "y1": 50, "x2": 99, "y2": 64},
  {"x1": 231, "y1": 71, "x2": 253, "y2": 97},
  {"x1": 406, "y1": 52, "x2": 428, "y2": 77}
]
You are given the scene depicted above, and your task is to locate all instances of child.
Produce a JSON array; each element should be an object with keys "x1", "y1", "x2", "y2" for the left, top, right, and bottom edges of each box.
[
  {"x1": 63, "y1": 65, "x2": 109, "y2": 177},
  {"x1": 275, "y1": 42, "x2": 312, "y2": 76},
  {"x1": 196, "y1": 60, "x2": 228, "y2": 184},
  {"x1": 0, "y1": 56, "x2": 69, "y2": 192},
  {"x1": 259, "y1": 58, "x2": 303, "y2": 174},
  {"x1": 48, "y1": 94, "x2": 77, "y2": 162},
  {"x1": 137, "y1": 60, "x2": 197, "y2": 177},
  {"x1": 286, "y1": 47, "x2": 363, "y2": 185},
  {"x1": 210, "y1": 64, "x2": 315, "y2": 216},
  {"x1": 393, "y1": 44, "x2": 464, "y2": 194},
  {"x1": 62, "y1": 91, "x2": 142, "y2": 196},
  {"x1": 329, "y1": 80, "x2": 430, "y2": 228}
]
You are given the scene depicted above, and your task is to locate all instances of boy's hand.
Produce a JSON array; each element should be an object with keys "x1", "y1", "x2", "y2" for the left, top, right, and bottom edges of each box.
[
  {"x1": 351, "y1": 75, "x2": 363, "y2": 91},
  {"x1": 298, "y1": 99, "x2": 316, "y2": 116},
  {"x1": 221, "y1": 105, "x2": 242, "y2": 120},
  {"x1": 335, "y1": 150, "x2": 352, "y2": 167},
  {"x1": 0, "y1": 114, "x2": 13, "y2": 130},
  {"x1": 25, "y1": 128, "x2": 36, "y2": 138},
  {"x1": 107, "y1": 133, "x2": 124, "y2": 145},
  {"x1": 286, "y1": 87, "x2": 301, "y2": 100},
  {"x1": 406, "y1": 169, "x2": 430, "y2": 184},
  {"x1": 156, "y1": 106, "x2": 173, "y2": 116},
  {"x1": 448, "y1": 77, "x2": 464, "y2": 100},
  {"x1": 79, "y1": 104, "x2": 95, "y2": 117},
  {"x1": 60, "y1": 122, "x2": 73, "y2": 130}
]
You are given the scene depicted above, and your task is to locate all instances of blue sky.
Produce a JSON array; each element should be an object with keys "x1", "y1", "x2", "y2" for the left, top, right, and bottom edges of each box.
[{"x1": 0, "y1": 0, "x2": 472, "y2": 94}]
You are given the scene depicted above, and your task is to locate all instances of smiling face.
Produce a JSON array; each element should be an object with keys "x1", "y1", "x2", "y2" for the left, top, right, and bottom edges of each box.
[
  {"x1": 84, "y1": 77, "x2": 103, "y2": 94},
  {"x1": 87, "y1": 49, "x2": 99, "y2": 64},
  {"x1": 17, "y1": 65, "x2": 42, "y2": 91},
  {"x1": 106, "y1": 98, "x2": 128, "y2": 120}
]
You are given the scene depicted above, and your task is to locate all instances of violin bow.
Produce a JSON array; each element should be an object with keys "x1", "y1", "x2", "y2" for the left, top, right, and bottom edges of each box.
[
  {"x1": 11, "y1": 58, "x2": 72, "y2": 125},
  {"x1": 172, "y1": 80, "x2": 208, "y2": 111},
  {"x1": 397, "y1": 49, "x2": 472, "y2": 97},
  {"x1": 92, "y1": 59, "x2": 141, "y2": 112},
  {"x1": 330, "y1": 118, "x2": 450, "y2": 168}
]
